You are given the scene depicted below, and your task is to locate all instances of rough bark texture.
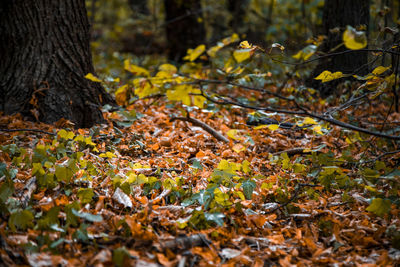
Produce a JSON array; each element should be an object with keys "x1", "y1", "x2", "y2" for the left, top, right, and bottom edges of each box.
[
  {"x1": 0, "y1": 0, "x2": 115, "y2": 128},
  {"x1": 164, "y1": 0, "x2": 206, "y2": 62},
  {"x1": 307, "y1": 0, "x2": 370, "y2": 96}
]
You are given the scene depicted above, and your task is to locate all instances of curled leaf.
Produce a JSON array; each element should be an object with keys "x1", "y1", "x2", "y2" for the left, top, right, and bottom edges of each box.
[
  {"x1": 314, "y1": 70, "x2": 343, "y2": 83},
  {"x1": 343, "y1": 25, "x2": 367, "y2": 50}
]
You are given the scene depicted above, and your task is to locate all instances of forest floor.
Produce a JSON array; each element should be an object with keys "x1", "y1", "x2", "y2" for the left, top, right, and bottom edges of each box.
[{"x1": 0, "y1": 96, "x2": 400, "y2": 266}]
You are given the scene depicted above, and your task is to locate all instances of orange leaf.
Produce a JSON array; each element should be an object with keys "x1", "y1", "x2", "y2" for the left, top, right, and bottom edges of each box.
[{"x1": 195, "y1": 150, "x2": 206, "y2": 158}]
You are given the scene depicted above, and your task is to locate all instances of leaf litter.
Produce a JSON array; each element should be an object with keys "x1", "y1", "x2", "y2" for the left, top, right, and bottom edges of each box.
[{"x1": 0, "y1": 98, "x2": 400, "y2": 266}]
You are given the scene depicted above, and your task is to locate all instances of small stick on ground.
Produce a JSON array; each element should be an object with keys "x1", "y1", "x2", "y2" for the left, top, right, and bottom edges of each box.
[
  {"x1": 273, "y1": 147, "x2": 310, "y2": 156},
  {"x1": 0, "y1": 128, "x2": 55, "y2": 135},
  {"x1": 170, "y1": 116, "x2": 229, "y2": 143}
]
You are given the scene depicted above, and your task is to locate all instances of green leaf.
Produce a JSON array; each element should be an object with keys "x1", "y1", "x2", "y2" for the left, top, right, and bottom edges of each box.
[
  {"x1": 9, "y1": 210, "x2": 34, "y2": 231},
  {"x1": 55, "y1": 166, "x2": 67, "y2": 182},
  {"x1": 72, "y1": 223, "x2": 89, "y2": 242},
  {"x1": 38, "y1": 206, "x2": 60, "y2": 230},
  {"x1": 191, "y1": 159, "x2": 203, "y2": 170},
  {"x1": 65, "y1": 201, "x2": 80, "y2": 227},
  {"x1": 72, "y1": 209, "x2": 103, "y2": 222},
  {"x1": 113, "y1": 247, "x2": 130, "y2": 267},
  {"x1": 0, "y1": 177, "x2": 14, "y2": 203},
  {"x1": 77, "y1": 188, "x2": 94, "y2": 204},
  {"x1": 366, "y1": 198, "x2": 391, "y2": 217},
  {"x1": 242, "y1": 180, "x2": 256, "y2": 200},
  {"x1": 204, "y1": 212, "x2": 225, "y2": 226},
  {"x1": 50, "y1": 238, "x2": 65, "y2": 249}
]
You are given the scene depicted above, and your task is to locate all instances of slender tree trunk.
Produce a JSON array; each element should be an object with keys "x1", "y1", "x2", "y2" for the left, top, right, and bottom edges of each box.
[
  {"x1": 164, "y1": 0, "x2": 206, "y2": 62},
  {"x1": 307, "y1": 0, "x2": 370, "y2": 96},
  {"x1": 0, "y1": 0, "x2": 115, "y2": 128},
  {"x1": 227, "y1": 0, "x2": 249, "y2": 34},
  {"x1": 128, "y1": 0, "x2": 149, "y2": 15}
]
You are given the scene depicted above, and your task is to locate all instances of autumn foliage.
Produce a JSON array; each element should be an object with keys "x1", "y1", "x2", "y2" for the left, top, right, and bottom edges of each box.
[{"x1": 1, "y1": 1, "x2": 400, "y2": 266}]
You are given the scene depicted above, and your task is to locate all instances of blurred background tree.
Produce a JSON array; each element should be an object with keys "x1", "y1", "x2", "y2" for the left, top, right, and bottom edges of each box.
[{"x1": 87, "y1": 0, "x2": 400, "y2": 96}]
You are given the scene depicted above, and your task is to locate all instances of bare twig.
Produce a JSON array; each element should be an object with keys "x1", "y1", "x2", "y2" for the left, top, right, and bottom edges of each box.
[
  {"x1": 272, "y1": 147, "x2": 310, "y2": 156},
  {"x1": 199, "y1": 89, "x2": 400, "y2": 140},
  {"x1": 160, "y1": 234, "x2": 210, "y2": 251},
  {"x1": 170, "y1": 116, "x2": 229, "y2": 143},
  {"x1": 0, "y1": 128, "x2": 55, "y2": 135},
  {"x1": 267, "y1": 48, "x2": 400, "y2": 66},
  {"x1": 362, "y1": 149, "x2": 400, "y2": 164}
]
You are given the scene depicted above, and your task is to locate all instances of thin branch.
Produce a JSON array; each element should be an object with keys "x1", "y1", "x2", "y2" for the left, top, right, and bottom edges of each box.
[
  {"x1": 0, "y1": 128, "x2": 55, "y2": 135},
  {"x1": 272, "y1": 147, "x2": 311, "y2": 156},
  {"x1": 192, "y1": 78, "x2": 293, "y2": 102},
  {"x1": 200, "y1": 88, "x2": 400, "y2": 140},
  {"x1": 268, "y1": 48, "x2": 400, "y2": 66},
  {"x1": 170, "y1": 116, "x2": 229, "y2": 143},
  {"x1": 362, "y1": 149, "x2": 400, "y2": 164},
  {"x1": 265, "y1": 183, "x2": 313, "y2": 214}
]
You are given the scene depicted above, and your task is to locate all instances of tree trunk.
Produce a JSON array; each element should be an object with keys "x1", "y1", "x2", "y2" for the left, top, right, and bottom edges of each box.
[
  {"x1": 307, "y1": 0, "x2": 370, "y2": 96},
  {"x1": 164, "y1": 0, "x2": 206, "y2": 62},
  {"x1": 0, "y1": 0, "x2": 115, "y2": 128},
  {"x1": 128, "y1": 0, "x2": 149, "y2": 15},
  {"x1": 227, "y1": 0, "x2": 249, "y2": 34}
]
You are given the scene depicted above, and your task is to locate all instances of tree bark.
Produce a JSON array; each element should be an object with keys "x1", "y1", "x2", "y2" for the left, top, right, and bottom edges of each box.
[
  {"x1": 128, "y1": 0, "x2": 149, "y2": 15},
  {"x1": 0, "y1": 0, "x2": 115, "y2": 128},
  {"x1": 227, "y1": 0, "x2": 249, "y2": 34},
  {"x1": 307, "y1": 0, "x2": 370, "y2": 96},
  {"x1": 164, "y1": 0, "x2": 206, "y2": 62}
]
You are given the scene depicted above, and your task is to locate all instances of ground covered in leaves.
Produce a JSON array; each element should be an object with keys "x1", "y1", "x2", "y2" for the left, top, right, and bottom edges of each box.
[{"x1": 1, "y1": 97, "x2": 400, "y2": 266}]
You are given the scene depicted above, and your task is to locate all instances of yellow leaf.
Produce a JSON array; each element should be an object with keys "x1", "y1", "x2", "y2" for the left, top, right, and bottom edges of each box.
[
  {"x1": 217, "y1": 159, "x2": 230, "y2": 171},
  {"x1": 314, "y1": 70, "x2": 343, "y2": 83},
  {"x1": 166, "y1": 85, "x2": 191, "y2": 105},
  {"x1": 84, "y1": 73, "x2": 102, "y2": 82},
  {"x1": 58, "y1": 129, "x2": 75, "y2": 140},
  {"x1": 222, "y1": 33, "x2": 240, "y2": 45},
  {"x1": 303, "y1": 117, "x2": 318, "y2": 125},
  {"x1": 207, "y1": 45, "x2": 222, "y2": 57},
  {"x1": 234, "y1": 191, "x2": 245, "y2": 201},
  {"x1": 292, "y1": 45, "x2": 317, "y2": 61},
  {"x1": 372, "y1": 66, "x2": 390, "y2": 75},
  {"x1": 192, "y1": 88, "x2": 206, "y2": 108},
  {"x1": 267, "y1": 124, "x2": 279, "y2": 131},
  {"x1": 124, "y1": 60, "x2": 149, "y2": 76},
  {"x1": 115, "y1": 84, "x2": 129, "y2": 105},
  {"x1": 312, "y1": 125, "x2": 323, "y2": 135},
  {"x1": 158, "y1": 64, "x2": 177, "y2": 75},
  {"x1": 99, "y1": 152, "x2": 116, "y2": 158},
  {"x1": 232, "y1": 144, "x2": 245, "y2": 153},
  {"x1": 185, "y1": 44, "x2": 206, "y2": 62},
  {"x1": 239, "y1": 41, "x2": 252, "y2": 49},
  {"x1": 227, "y1": 129, "x2": 241, "y2": 140},
  {"x1": 254, "y1": 125, "x2": 268, "y2": 130},
  {"x1": 242, "y1": 160, "x2": 251, "y2": 173},
  {"x1": 343, "y1": 25, "x2": 367, "y2": 50},
  {"x1": 233, "y1": 49, "x2": 251, "y2": 63},
  {"x1": 134, "y1": 79, "x2": 160, "y2": 98}
]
